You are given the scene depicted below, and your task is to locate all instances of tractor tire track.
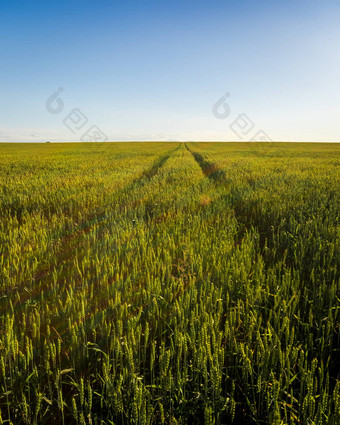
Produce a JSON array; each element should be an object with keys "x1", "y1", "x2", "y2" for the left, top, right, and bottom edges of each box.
[
  {"x1": 185, "y1": 143, "x2": 225, "y2": 181},
  {"x1": 142, "y1": 143, "x2": 180, "y2": 180}
]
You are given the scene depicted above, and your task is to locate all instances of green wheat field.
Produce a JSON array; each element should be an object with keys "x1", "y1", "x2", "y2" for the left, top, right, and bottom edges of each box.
[{"x1": 0, "y1": 142, "x2": 339, "y2": 425}]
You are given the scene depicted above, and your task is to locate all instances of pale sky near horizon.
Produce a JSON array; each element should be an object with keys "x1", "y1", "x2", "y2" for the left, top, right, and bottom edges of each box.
[{"x1": 1, "y1": 0, "x2": 340, "y2": 142}]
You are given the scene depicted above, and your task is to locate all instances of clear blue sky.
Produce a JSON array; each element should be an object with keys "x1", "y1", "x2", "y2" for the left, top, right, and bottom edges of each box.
[{"x1": 1, "y1": 0, "x2": 340, "y2": 142}]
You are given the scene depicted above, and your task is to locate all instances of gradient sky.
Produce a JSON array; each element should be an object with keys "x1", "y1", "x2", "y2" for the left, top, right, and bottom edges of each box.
[{"x1": 1, "y1": 0, "x2": 340, "y2": 142}]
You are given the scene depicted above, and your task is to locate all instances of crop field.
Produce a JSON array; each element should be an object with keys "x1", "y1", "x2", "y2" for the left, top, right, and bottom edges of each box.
[{"x1": 0, "y1": 141, "x2": 339, "y2": 425}]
